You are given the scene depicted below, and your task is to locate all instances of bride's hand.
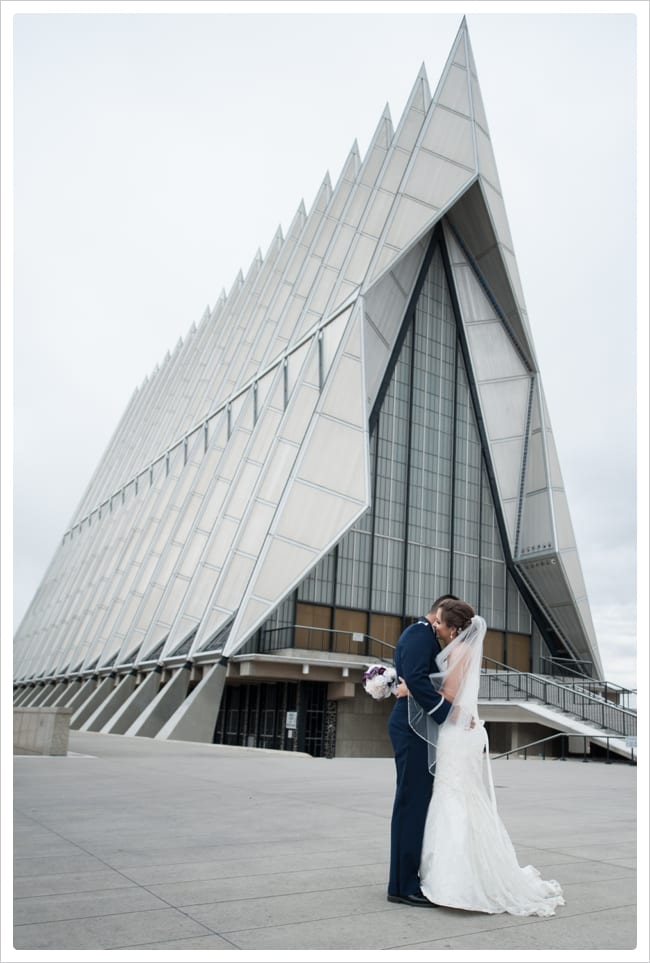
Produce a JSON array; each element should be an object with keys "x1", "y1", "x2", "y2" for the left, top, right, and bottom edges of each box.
[{"x1": 395, "y1": 677, "x2": 410, "y2": 698}]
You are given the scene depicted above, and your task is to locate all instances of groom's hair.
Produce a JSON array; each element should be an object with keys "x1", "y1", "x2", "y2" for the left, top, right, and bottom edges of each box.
[{"x1": 428, "y1": 594, "x2": 459, "y2": 614}]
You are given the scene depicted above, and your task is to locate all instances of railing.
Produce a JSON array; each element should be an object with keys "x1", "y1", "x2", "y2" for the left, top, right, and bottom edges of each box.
[
  {"x1": 254, "y1": 625, "x2": 636, "y2": 737},
  {"x1": 256, "y1": 624, "x2": 397, "y2": 661},
  {"x1": 539, "y1": 655, "x2": 594, "y2": 679},
  {"x1": 479, "y1": 659, "x2": 636, "y2": 737},
  {"x1": 493, "y1": 732, "x2": 636, "y2": 766},
  {"x1": 539, "y1": 656, "x2": 636, "y2": 709}
]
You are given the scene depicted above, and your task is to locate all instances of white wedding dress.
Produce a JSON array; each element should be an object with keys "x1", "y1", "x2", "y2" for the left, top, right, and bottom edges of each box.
[
  {"x1": 418, "y1": 719, "x2": 565, "y2": 917},
  {"x1": 410, "y1": 616, "x2": 564, "y2": 918}
]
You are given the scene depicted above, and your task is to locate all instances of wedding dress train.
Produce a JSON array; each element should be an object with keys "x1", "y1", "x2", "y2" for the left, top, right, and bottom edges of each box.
[{"x1": 419, "y1": 721, "x2": 565, "y2": 917}]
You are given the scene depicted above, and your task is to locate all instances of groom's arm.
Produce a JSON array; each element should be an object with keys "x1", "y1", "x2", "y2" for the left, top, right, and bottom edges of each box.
[{"x1": 399, "y1": 626, "x2": 452, "y2": 724}]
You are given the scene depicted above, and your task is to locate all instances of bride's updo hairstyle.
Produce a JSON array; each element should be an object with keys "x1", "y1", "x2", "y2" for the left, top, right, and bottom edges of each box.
[{"x1": 438, "y1": 599, "x2": 475, "y2": 635}]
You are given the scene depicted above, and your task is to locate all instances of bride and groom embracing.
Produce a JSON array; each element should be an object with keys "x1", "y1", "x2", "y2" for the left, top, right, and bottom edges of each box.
[{"x1": 387, "y1": 595, "x2": 565, "y2": 917}]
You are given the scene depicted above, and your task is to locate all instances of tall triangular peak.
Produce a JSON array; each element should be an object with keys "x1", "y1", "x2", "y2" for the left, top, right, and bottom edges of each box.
[
  {"x1": 286, "y1": 109, "x2": 397, "y2": 343},
  {"x1": 364, "y1": 21, "x2": 480, "y2": 287},
  {"x1": 309, "y1": 67, "x2": 432, "y2": 323},
  {"x1": 360, "y1": 104, "x2": 394, "y2": 188}
]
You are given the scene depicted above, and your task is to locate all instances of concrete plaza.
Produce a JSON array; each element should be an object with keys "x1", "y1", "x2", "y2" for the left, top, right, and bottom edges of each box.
[{"x1": 10, "y1": 730, "x2": 642, "y2": 958}]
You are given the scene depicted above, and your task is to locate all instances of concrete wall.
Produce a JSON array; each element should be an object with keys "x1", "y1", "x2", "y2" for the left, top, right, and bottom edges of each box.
[
  {"x1": 334, "y1": 685, "x2": 393, "y2": 757},
  {"x1": 14, "y1": 707, "x2": 72, "y2": 756},
  {"x1": 156, "y1": 662, "x2": 227, "y2": 743},
  {"x1": 81, "y1": 674, "x2": 137, "y2": 731},
  {"x1": 125, "y1": 666, "x2": 191, "y2": 738}
]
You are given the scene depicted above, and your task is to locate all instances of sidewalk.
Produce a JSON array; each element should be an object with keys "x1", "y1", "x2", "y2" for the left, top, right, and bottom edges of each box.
[{"x1": 11, "y1": 730, "x2": 640, "y2": 958}]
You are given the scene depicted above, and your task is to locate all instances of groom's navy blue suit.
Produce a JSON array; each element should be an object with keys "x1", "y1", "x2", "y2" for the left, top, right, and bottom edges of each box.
[{"x1": 388, "y1": 617, "x2": 453, "y2": 900}]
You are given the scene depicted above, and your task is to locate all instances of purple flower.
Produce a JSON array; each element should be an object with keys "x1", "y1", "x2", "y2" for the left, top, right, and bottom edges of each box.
[{"x1": 362, "y1": 663, "x2": 397, "y2": 700}]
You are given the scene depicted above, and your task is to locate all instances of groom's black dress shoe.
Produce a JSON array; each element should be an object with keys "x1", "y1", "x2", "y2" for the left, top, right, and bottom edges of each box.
[{"x1": 387, "y1": 892, "x2": 437, "y2": 907}]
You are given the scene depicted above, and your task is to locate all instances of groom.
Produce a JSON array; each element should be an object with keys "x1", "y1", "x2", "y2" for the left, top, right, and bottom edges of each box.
[{"x1": 387, "y1": 594, "x2": 459, "y2": 907}]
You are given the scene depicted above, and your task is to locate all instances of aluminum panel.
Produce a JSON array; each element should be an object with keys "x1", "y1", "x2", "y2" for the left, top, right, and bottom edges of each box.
[
  {"x1": 518, "y1": 490, "x2": 554, "y2": 556},
  {"x1": 327, "y1": 223, "x2": 356, "y2": 271},
  {"x1": 280, "y1": 384, "x2": 320, "y2": 446},
  {"x1": 405, "y1": 151, "x2": 473, "y2": 212},
  {"x1": 476, "y1": 126, "x2": 500, "y2": 191},
  {"x1": 255, "y1": 365, "x2": 281, "y2": 413},
  {"x1": 454, "y1": 264, "x2": 497, "y2": 322},
  {"x1": 226, "y1": 597, "x2": 272, "y2": 650},
  {"x1": 344, "y1": 233, "x2": 378, "y2": 287},
  {"x1": 480, "y1": 179, "x2": 515, "y2": 255},
  {"x1": 208, "y1": 552, "x2": 256, "y2": 613},
  {"x1": 361, "y1": 112, "x2": 393, "y2": 186},
  {"x1": 168, "y1": 568, "x2": 216, "y2": 628},
  {"x1": 466, "y1": 322, "x2": 528, "y2": 381},
  {"x1": 321, "y1": 307, "x2": 352, "y2": 375},
  {"x1": 294, "y1": 252, "x2": 324, "y2": 299},
  {"x1": 368, "y1": 243, "x2": 401, "y2": 287},
  {"x1": 381, "y1": 147, "x2": 410, "y2": 193},
  {"x1": 196, "y1": 478, "x2": 231, "y2": 533},
  {"x1": 552, "y1": 489, "x2": 578, "y2": 552},
  {"x1": 384, "y1": 195, "x2": 437, "y2": 253},
  {"x1": 529, "y1": 384, "x2": 543, "y2": 434},
  {"x1": 519, "y1": 558, "x2": 572, "y2": 605},
  {"x1": 218, "y1": 425, "x2": 254, "y2": 484},
  {"x1": 297, "y1": 422, "x2": 367, "y2": 504},
  {"x1": 322, "y1": 348, "x2": 365, "y2": 422},
  {"x1": 285, "y1": 339, "x2": 311, "y2": 396},
  {"x1": 307, "y1": 267, "x2": 339, "y2": 316},
  {"x1": 437, "y1": 63, "x2": 471, "y2": 116},
  {"x1": 222, "y1": 460, "x2": 263, "y2": 521},
  {"x1": 559, "y1": 548, "x2": 588, "y2": 603},
  {"x1": 327, "y1": 150, "x2": 360, "y2": 222},
  {"x1": 153, "y1": 571, "x2": 193, "y2": 630},
  {"x1": 545, "y1": 428, "x2": 566, "y2": 491},
  {"x1": 344, "y1": 183, "x2": 372, "y2": 224},
  {"x1": 229, "y1": 391, "x2": 251, "y2": 433},
  {"x1": 365, "y1": 271, "x2": 409, "y2": 344},
  {"x1": 235, "y1": 500, "x2": 277, "y2": 557},
  {"x1": 247, "y1": 539, "x2": 318, "y2": 605},
  {"x1": 420, "y1": 108, "x2": 474, "y2": 169},
  {"x1": 398, "y1": 103, "x2": 427, "y2": 154},
  {"x1": 470, "y1": 73, "x2": 489, "y2": 134},
  {"x1": 490, "y1": 437, "x2": 525, "y2": 501},
  {"x1": 129, "y1": 583, "x2": 166, "y2": 636},
  {"x1": 524, "y1": 429, "x2": 549, "y2": 494},
  {"x1": 257, "y1": 439, "x2": 300, "y2": 504},
  {"x1": 362, "y1": 188, "x2": 394, "y2": 239},
  {"x1": 174, "y1": 525, "x2": 210, "y2": 580},
  {"x1": 500, "y1": 499, "x2": 518, "y2": 551},
  {"x1": 478, "y1": 378, "x2": 530, "y2": 441},
  {"x1": 501, "y1": 246, "x2": 528, "y2": 316}
]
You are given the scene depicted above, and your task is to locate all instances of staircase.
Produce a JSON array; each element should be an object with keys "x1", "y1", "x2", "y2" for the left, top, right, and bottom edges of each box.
[{"x1": 479, "y1": 665, "x2": 637, "y2": 762}]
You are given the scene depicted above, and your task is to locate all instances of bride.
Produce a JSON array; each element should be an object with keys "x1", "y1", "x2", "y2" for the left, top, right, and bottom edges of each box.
[{"x1": 399, "y1": 598, "x2": 565, "y2": 917}]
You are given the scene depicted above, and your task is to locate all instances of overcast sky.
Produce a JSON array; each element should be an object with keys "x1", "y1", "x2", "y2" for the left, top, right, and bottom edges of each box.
[{"x1": 3, "y1": 2, "x2": 647, "y2": 692}]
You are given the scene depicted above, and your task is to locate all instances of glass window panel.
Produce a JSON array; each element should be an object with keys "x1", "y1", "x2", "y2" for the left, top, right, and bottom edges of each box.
[
  {"x1": 298, "y1": 553, "x2": 335, "y2": 605},
  {"x1": 507, "y1": 571, "x2": 532, "y2": 635}
]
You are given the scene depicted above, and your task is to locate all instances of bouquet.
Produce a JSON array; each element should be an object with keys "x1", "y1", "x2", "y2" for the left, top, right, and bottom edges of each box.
[{"x1": 362, "y1": 663, "x2": 398, "y2": 700}]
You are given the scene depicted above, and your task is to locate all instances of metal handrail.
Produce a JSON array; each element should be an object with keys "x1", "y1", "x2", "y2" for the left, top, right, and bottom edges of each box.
[
  {"x1": 479, "y1": 662, "x2": 636, "y2": 737},
  {"x1": 493, "y1": 731, "x2": 636, "y2": 766},
  {"x1": 257, "y1": 623, "x2": 397, "y2": 660},
  {"x1": 255, "y1": 625, "x2": 635, "y2": 736}
]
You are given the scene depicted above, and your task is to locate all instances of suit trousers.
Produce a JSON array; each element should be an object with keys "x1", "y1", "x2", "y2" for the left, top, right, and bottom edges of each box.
[{"x1": 387, "y1": 701, "x2": 434, "y2": 897}]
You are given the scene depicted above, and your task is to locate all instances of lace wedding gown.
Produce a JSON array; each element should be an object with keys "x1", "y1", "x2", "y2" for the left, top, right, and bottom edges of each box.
[{"x1": 419, "y1": 720, "x2": 565, "y2": 917}]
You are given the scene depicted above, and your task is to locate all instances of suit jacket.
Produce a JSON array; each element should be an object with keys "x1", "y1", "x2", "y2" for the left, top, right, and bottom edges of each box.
[{"x1": 392, "y1": 618, "x2": 452, "y2": 725}]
